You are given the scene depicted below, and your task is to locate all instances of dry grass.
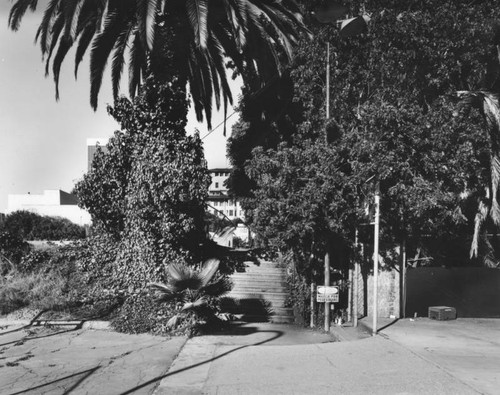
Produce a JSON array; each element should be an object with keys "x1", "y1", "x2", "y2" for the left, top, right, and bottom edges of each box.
[{"x1": 0, "y1": 272, "x2": 68, "y2": 315}]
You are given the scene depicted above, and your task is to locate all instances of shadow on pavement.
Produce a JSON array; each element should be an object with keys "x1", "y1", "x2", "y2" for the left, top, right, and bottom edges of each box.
[
  {"x1": 0, "y1": 311, "x2": 46, "y2": 336},
  {"x1": 119, "y1": 327, "x2": 284, "y2": 395},
  {"x1": 9, "y1": 366, "x2": 100, "y2": 395},
  {"x1": 0, "y1": 327, "x2": 78, "y2": 348},
  {"x1": 378, "y1": 318, "x2": 400, "y2": 333}
]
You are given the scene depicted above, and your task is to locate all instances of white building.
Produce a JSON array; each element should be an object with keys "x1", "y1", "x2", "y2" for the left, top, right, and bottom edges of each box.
[
  {"x1": 206, "y1": 168, "x2": 245, "y2": 221},
  {"x1": 6, "y1": 190, "x2": 91, "y2": 226}
]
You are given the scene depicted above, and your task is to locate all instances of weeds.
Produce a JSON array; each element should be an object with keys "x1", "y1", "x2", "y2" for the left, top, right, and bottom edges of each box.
[{"x1": 0, "y1": 272, "x2": 70, "y2": 315}]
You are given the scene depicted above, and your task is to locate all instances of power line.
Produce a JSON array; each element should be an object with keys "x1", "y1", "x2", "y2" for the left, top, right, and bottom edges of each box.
[
  {"x1": 201, "y1": 110, "x2": 238, "y2": 140},
  {"x1": 200, "y1": 74, "x2": 281, "y2": 140}
]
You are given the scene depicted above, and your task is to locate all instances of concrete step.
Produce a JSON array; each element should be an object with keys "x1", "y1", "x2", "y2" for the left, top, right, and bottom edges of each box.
[
  {"x1": 238, "y1": 266, "x2": 286, "y2": 273},
  {"x1": 231, "y1": 276, "x2": 287, "y2": 286},
  {"x1": 228, "y1": 291, "x2": 288, "y2": 299},
  {"x1": 230, "y1": 285, "x2": 288, "y2": 293},
  {"x1": 225, "y1": 298, "x2": 288, "y2": 309},
  {"x1": 229, "y1": 272, "x2": 286, "y2": 281},
  {"x1": 233, "y1": 314, "x2": 295, "y2": 324},
  {"x1": 242, "y1": 261, "x2": 283, "y2": 268},
  {"x1": 232, "y1": 279, "x2": 287, "y2": 285},
  {"x1": 222, "y1": 303, "x2": 293, "y2": 316}
]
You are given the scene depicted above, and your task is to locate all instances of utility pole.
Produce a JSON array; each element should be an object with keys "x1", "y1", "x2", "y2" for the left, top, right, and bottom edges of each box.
[
  {"x1": 353, "y1": 228, "x2": 359, "y2": 327},
  {"x1": 372, "y1": 181, "x2": 380, "y2": 335},
  {"x1": 324, "y1": 42, "x2": 332, "y2": 333},
  {"x1": 324, "y1": 241, "x2": 331, "y2": 332}
]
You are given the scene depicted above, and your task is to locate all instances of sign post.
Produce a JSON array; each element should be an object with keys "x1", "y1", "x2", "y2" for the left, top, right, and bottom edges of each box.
[
  {"x1": 372, "y1": 182, "x2": 380, "y2": 336},
  {"x1": 317, "y1": 286, "x2": 339, "y2": 303}
]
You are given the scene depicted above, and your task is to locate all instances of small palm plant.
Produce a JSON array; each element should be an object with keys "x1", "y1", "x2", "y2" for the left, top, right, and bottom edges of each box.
[{"x1": 148, "y1": 259, "x2": 233, "y2": 331}]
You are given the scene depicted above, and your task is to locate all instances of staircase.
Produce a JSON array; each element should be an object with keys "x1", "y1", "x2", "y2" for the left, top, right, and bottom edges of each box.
[{"x1": 223, "y1": 261, "x2": 295, "y2": 324}]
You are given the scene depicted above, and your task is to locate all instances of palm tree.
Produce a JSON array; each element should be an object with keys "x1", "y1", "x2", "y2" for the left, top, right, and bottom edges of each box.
[
  {"x1": 148, "y1": 258, "x2": 233, "y2": 329},
  {"x1": 8, "y1": 0, "x2": 310, "y2": 128},
  {"x1": 457, "y1": 23, "x2": 500, "y2": 265}
]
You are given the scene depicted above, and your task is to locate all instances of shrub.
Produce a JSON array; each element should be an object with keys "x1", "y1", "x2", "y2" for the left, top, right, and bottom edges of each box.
[
  {"x1": 148, "y1": 259, "x2": 233, "y2": 334},
  {"x1": 111, "y1": 291, "x2": 191, "y2": 336},
  {"x1": 0, "y1": 231, "x2": 29, "y2": 274},
  {"x1": 17, "y1": 250, "x2": 51, "y2": 273},
  {"x1": 2, "y1": 211, "x2": 86, "y2": 240}
]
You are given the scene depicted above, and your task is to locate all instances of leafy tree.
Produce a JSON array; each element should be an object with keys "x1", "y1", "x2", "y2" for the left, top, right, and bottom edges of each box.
[
  {"x1": 9, "y1": 0, "x2": 309, "y2": 127},
  {"x1": 246, "y1": 140, "x2": 356, "y2": 277},
  {"x1": 232, "y1": 0, "x2": 500, "y2": 268}
]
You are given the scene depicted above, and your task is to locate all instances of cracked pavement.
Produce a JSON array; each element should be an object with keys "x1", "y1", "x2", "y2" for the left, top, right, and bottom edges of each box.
[{"x1": 0, "y1": 325, "x2": 186, "y2": 395}]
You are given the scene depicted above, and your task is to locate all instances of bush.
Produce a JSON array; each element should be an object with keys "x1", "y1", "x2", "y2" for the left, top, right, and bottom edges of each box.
[
  {"x1": 2, "y1": 211, "x2": 86, "y2": 240},
  {"x1": 0, "y1": 231, "x2": 29, "y2": 274},
  {"x1": 111, "y1": 292, "x2": 192, "y2": 336},
  {"x1": 17, "y1": 250, "x2": 51, "y2": 273}
]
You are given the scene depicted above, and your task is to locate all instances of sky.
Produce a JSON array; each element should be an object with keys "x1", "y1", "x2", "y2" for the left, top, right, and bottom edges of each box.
[{"x1": 0, "y1": 5, "x2": 239, "y2": 213}]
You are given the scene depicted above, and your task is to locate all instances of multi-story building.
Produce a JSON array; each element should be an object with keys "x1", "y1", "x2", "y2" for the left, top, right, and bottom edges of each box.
[
  {"x1": 87, "y1": 137, "x2": 109, "y2": 171},
  {"x1": 6, "y1": 189, "x2": 91, "y2": 226},
  {"x1": 206, "y1": 168, "x2": 244, "y2": 221}
]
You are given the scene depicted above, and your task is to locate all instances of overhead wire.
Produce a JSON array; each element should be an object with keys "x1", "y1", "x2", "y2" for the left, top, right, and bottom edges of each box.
[{"x1": 200, "y1": 74, "x2": 281, "y2": 140}]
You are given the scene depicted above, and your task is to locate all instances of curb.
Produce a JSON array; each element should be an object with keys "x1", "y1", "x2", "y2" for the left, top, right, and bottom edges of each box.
[{"x1": 0, "y1": 319, "x2": 112, "y2": 331}]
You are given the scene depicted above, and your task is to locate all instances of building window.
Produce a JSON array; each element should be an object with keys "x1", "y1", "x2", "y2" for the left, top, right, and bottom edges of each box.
[
  {"x1": 229, "y1": 210, "x2": 233, "y2": 216},
  {"x1": 215, "y1": 182, "x2": 219, "y2": 188}
]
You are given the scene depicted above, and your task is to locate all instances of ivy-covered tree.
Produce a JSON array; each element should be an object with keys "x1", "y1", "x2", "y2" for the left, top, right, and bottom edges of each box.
[{"x1": 74, "y1": 79, "x2": 211, "y2": 289}]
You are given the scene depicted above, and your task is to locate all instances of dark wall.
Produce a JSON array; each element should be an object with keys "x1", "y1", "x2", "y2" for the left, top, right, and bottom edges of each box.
[{"x1": 406, "y1": 267, "x2": 500, "y2": 318}]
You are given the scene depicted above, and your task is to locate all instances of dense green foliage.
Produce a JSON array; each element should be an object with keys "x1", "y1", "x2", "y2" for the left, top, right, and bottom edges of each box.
[
  {"x1": 1, "y1": 211, "x2": 86, "y2": 241},
  {"x1": 0, "y1": 231, "x2": 29, "y2": 274},
  {"x1": 230, "y1": 0, "x2": 499, "y2": 272}
]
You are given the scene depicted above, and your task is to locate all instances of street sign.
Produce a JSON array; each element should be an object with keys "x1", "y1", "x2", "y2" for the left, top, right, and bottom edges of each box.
[{"x1": 316, "y1": 286, "x2": 339, "y2": 303}]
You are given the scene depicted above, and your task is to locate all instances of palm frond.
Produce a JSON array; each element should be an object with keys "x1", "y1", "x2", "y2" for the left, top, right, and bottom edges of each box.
[
  {"x1": 203, "y1": 276, "x2": 233, "y2": 297},
  {"x1": 186, "y1": 0, "x2": 209, "y2": 49},
  {"x1": 9, "y1": 0, "x2": 308, "y2": 120},
  {"x1": 89, "y1": 9, "x2": 125, "y2": 109},
  {"x1": 181, "y1": 296, "x2": 208, "y2": 311},
  {"x1": 128, "y1": 29, "x2": 146, "y2": 98},
  {"x1": 166, "y1": 314, "x2": 180, "y2": 328},
  {"x1": 471, "y1": 199, "x2": 489, "y2": 258},
  {"x1": 8, "y1": 0, "x2": 38, "y2": 31},
  {"x1": 111, "y1": 21, "x2": 135, "y2": 99},
  {"x1": 137, "y1": 0, "x2": 160, "y2": 50},
  {"x1": 491, "y1": 155, "x2": 500, "y2": 225},
  {"x1": 148, "y1": 282, "x2": 176, "y2": 301},
  {"x1": 36, "y1": 0, "x2": 62, "y2": 55},
  {"x1": 74, "y1": 23, "x2": 97, "y2": 78},
  {"x1": 62, "y1": 0, "x2": 83, "y2": 40},
  {"x1": 198, "y1": 258, "x2": 220, "y2": 287},
  {"x1": 53, "y1": 35, "x2": 74, "y2": 100},
  {"x1": 167, "y1": 262, "x2": 203, "y2": 292},
  {"x1": 43, "y1": 12, "x2": 65, "y2": 77}
]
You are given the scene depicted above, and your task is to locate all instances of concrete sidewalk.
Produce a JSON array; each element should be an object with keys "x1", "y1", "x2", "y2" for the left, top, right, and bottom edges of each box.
[
  {"x1": 155, "y1": 319, "x2": 499, "y2": 394},
  {"x1": 1, "y1": 317, "x2": 497, "y2": 394},
  {"x1": 0, "y1": 323, "x2": 186, "y2": 394},
  {"x1": 382, "y1": 318, "x2": 500, "y2": 395}
]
